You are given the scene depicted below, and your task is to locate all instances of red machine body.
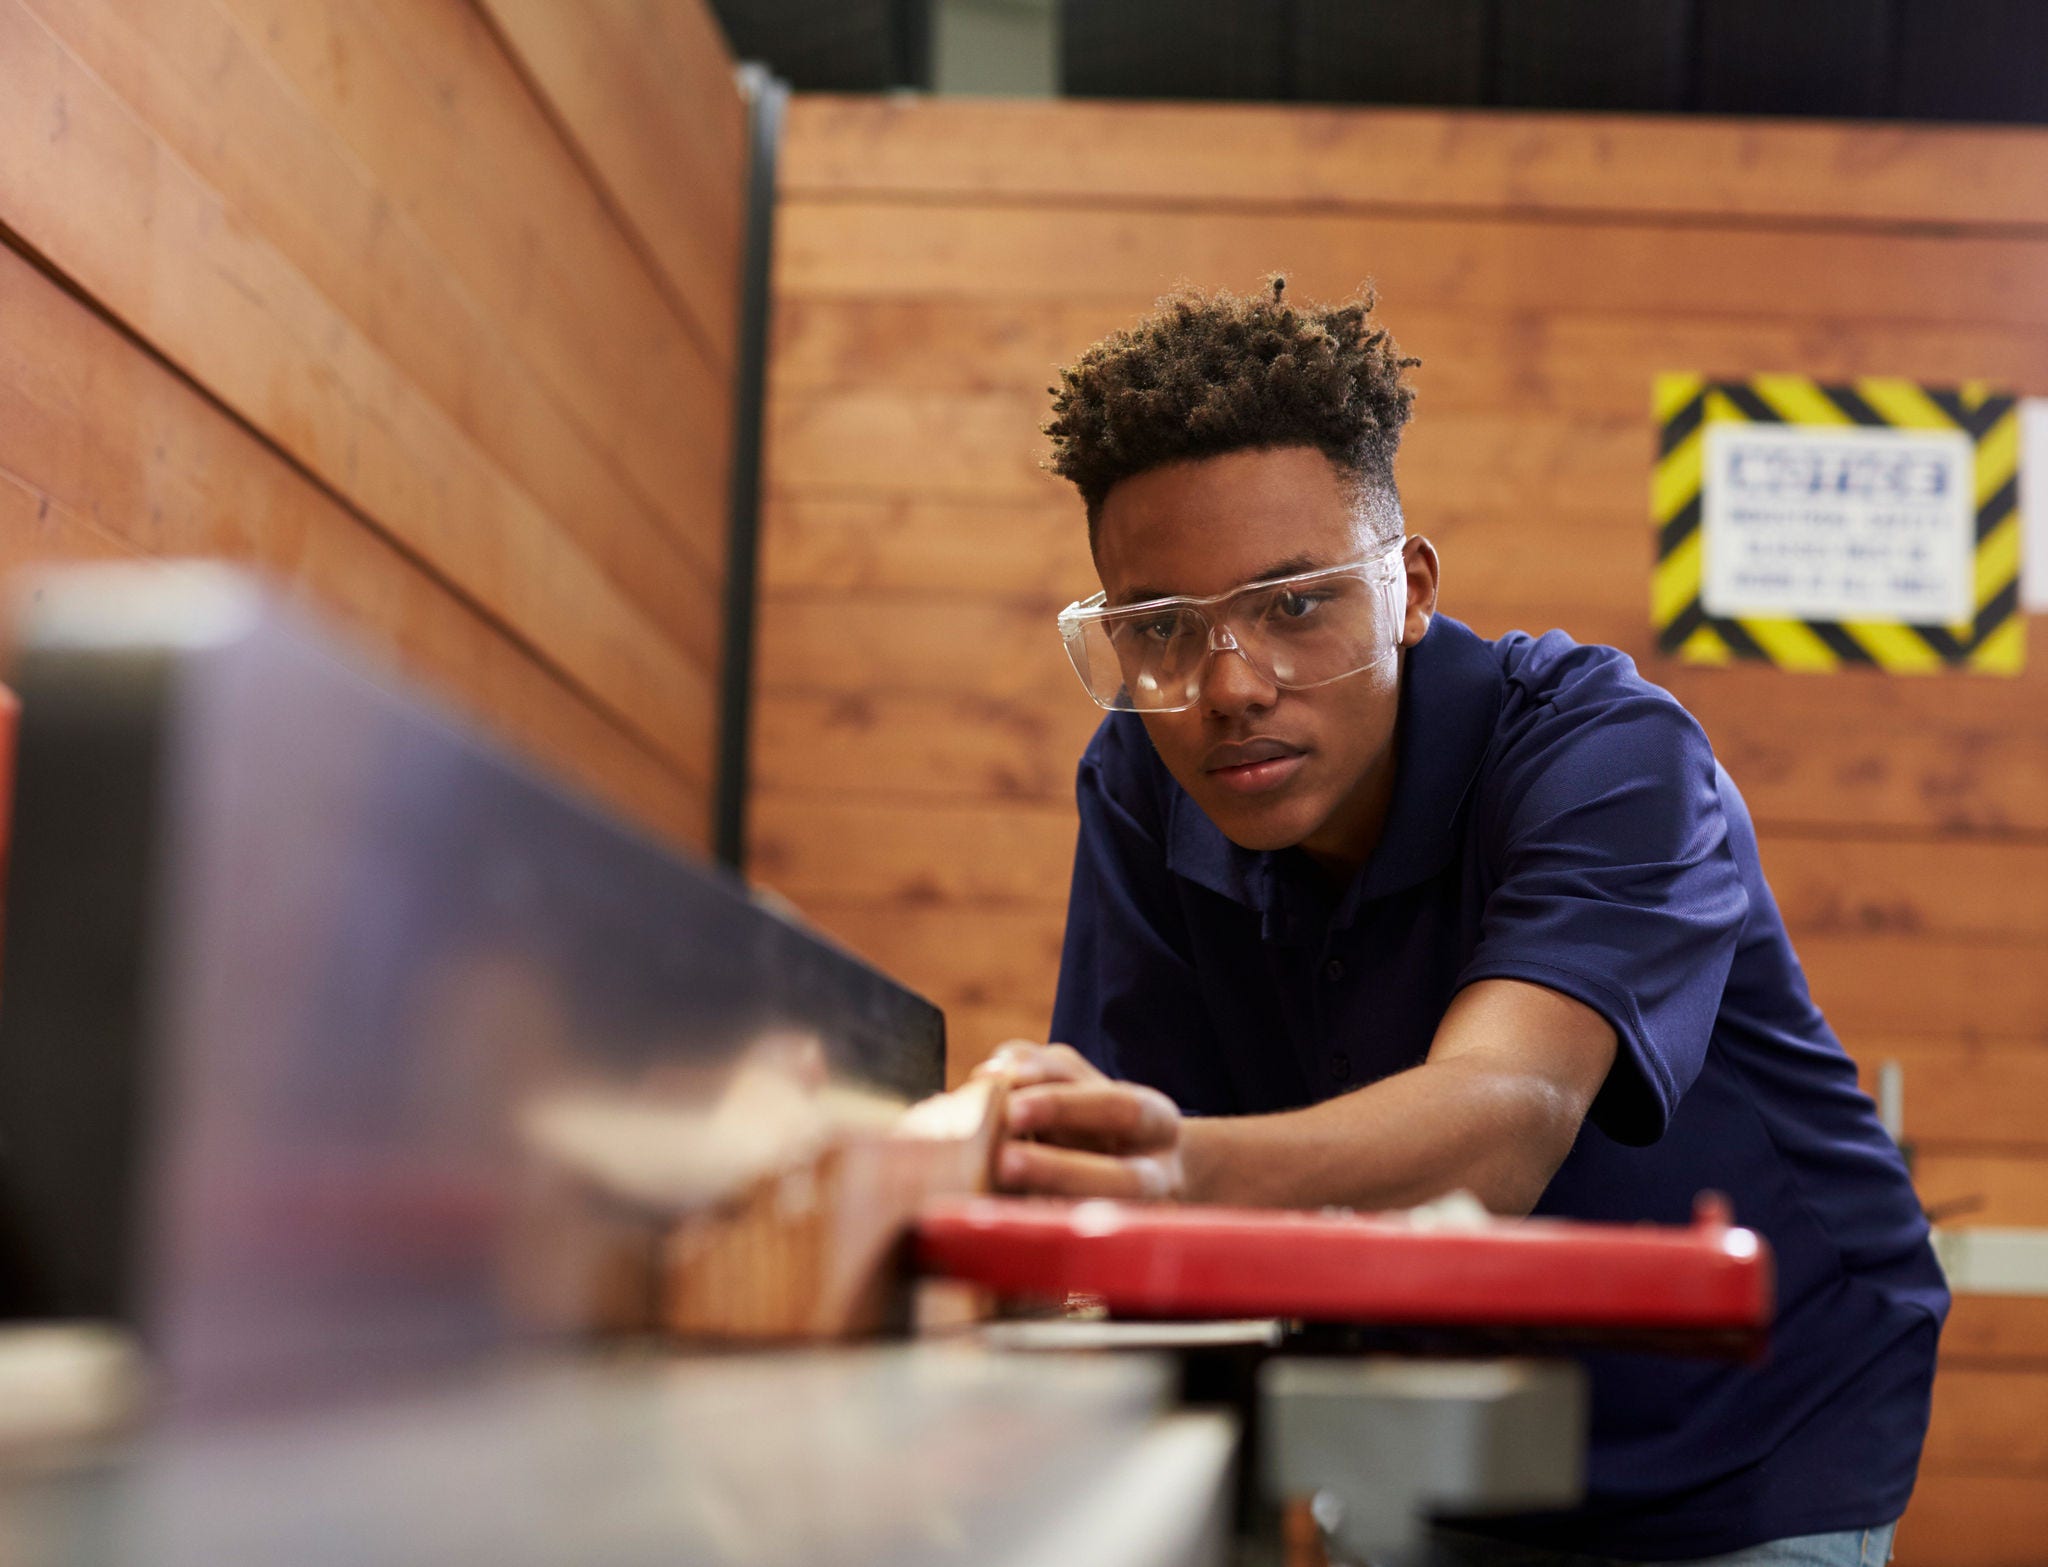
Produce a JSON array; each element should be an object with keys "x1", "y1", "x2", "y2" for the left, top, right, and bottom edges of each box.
[{"x1": 917, "y1": 1195, "x2": 1772, "y2": 1346}]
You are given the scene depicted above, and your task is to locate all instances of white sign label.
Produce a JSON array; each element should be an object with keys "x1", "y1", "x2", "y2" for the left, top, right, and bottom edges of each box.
[
  {"x1": 2023, "y1": 398, "x2": 2048, "y2": 612},
  {"x1": 1701, "y1": 422, "x2": 1975, "y2": 626}
]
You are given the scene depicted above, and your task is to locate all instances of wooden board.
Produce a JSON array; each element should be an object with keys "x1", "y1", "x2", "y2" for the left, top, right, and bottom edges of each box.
[
  {"x1": 749, "y1": 795, "x2": 1076, "y2": 906},
  {"x1": 22, "y1": 0, "x2": 729, "y2": 672},
  {"x1": 1923, "y1": 1367, "x2": 2048, "y2": 1473},
  {"x1": 1943, "y1": 1294, "x2": 2048, "y2": 1364},
  {"x1": 1895, "y1": 1475, "x2": 2048, "y2": 1567},
  {"x1": 0, "y1": 233, "x2": 706, "y2": 849},
  {"x1": 759, "y1": 494, "x2": 1097, "y2": 602},
  {"x1": 781, "y1": 97, "x2": 2048, "y2": 230},
  {"x1": 777, "y1": 203, "x2": 2048, "y2": 327},
  {"x1": 476, "y1": 0, "x2": 746, "y2": 367},
  {"x1": 1912, "y1": 1155, "x2": 2048, "y2": 1229},
  {"x1": 751, "y1": 691, "x2": 1100, "y2": 803},
  {"x1": 662, "y1": 1078, "x2": 1006, "y2": 1341},
  {"x1": 221, "y1": 0, "x2": 738, "y2": 565},
  {"x1": 0, "y1": 0, "x2": 716, "y2": 784},
  {"x1": 770, "y1": 298, "x2": 2048, "y2": 407},
  {"x1": 1849, "y1": 1042, "x2": 2048, "y2": 1152}
]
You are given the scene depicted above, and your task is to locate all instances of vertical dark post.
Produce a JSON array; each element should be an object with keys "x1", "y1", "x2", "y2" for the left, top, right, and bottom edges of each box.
[{"x1": 715, "y1": 65, "x2": 787, "y2": 872}]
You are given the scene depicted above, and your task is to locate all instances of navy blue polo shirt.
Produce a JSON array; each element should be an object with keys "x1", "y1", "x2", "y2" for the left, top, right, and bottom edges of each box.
[{"x1": 1050, "y1": 614, "x2": 1947, "y2": 1560}]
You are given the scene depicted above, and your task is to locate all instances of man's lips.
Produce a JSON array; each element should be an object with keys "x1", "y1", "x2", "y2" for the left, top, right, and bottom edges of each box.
[
  {"x1": 1203, "y1": 739, "x2": 1307, "y2": 796},
  {"x1": 1203, "y1": 737, "x2": 1303, "y2": 770}
]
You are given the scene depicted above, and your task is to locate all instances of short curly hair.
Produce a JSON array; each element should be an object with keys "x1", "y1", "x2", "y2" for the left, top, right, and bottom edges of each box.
[{"x1": 1043, "y1": 277, "x2": 1418, "y2": 544}]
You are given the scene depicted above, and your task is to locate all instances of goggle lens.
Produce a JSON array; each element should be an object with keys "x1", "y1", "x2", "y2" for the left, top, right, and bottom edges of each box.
[{"x1": 1059, "y1": 551, "x2": 1407, "y2": 713}]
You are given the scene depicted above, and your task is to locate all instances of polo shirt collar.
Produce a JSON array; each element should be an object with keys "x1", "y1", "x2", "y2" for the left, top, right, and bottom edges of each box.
[{"x1": 1164, "y1": 615, "x2": 1505, "y2": 940}]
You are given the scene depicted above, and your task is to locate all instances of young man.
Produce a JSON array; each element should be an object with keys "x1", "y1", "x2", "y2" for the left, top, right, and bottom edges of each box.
[{"x1": 984, "y1": 280, "x2": 1946, "y2": 1564}]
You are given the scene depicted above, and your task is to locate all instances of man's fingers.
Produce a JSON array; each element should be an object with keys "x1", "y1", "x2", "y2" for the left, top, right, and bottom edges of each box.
[
  {"x1": 1006, "y1": 1082, "x2": 1179, "y2": 1153},
  {"x1": 995, "y1": 1139, "x2": 1176, "y2": 1201},
  {"x1": 974, "y1": 1040, "x2": 1102, "y2": 1090}
]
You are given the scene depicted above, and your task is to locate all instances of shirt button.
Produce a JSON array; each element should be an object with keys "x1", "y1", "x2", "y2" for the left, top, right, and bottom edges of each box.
[
  {"x1": 1324, "y1": 958, "x2": 1344, "y2": 981},
  {"x1": 1330, "y1": 1053, "x2": 1352, "y2": 1083}
]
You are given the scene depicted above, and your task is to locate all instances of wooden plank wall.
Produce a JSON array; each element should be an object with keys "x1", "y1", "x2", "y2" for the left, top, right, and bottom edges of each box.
[
  {"x1": 0, "y1": 0, "x2": 744, "y2": 851},
  {"x1": 756, "y1": 98, "x2": 2048, "y2": 1566}
]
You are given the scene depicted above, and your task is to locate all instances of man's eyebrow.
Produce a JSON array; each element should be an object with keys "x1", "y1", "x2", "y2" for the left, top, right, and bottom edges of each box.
[
  {"x1": 1246, "y1": 554, "x2": 1325, "y2": 583},
  {"x1": 1110, "y1": 583, "x2": 1171, "y2": 608},
  {"x1": 1110, "y1": 555, "x2": 1331, "y2": 609}
]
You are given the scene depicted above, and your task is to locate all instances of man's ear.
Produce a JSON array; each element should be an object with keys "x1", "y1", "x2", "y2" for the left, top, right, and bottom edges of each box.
[{"x1": 1401, "y1": 536, "x2": 1440, "y2": 647}]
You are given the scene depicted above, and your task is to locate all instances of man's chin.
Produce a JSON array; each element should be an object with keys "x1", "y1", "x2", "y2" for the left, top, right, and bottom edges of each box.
[{"x1": 1205, "y1": 796, "x2": 1318, "y2": 854}]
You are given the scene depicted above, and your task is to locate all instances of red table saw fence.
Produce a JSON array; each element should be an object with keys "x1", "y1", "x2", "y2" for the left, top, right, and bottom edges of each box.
[{"x1": 917, "y1": 1195, "x2": 1772, "y2": 1346}]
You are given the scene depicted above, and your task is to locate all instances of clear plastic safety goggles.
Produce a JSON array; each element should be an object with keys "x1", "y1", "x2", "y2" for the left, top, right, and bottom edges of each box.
[{"x1": 1057, "y1": 544, "x2": 1408, "y2": 713}]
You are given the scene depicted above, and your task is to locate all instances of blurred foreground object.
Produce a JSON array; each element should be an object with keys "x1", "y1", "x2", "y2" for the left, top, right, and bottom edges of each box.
[
  {"x1": 0, "y1": 565, "x2": 943, "y2": 1413},
  {"x1": 0, "y1": 1325, "x2": 145, "y2": 1456}
]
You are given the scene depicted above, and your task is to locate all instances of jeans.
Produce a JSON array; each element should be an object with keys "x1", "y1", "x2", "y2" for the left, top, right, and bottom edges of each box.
[{"x1": 1422, "y1": 1520, "x2": 1898, "y2": 1567}]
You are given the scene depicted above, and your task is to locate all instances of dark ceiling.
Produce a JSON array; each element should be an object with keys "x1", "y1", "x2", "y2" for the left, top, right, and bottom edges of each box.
[{"x1": 708, "y1": 0, "x2": 2048, "y2": 124}]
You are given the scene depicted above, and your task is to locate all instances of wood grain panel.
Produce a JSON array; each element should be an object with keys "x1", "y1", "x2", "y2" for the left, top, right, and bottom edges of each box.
[
  {"x1": 0, "y1": 0, "x2": 713, "y2": 783},
  {"x1": 0, "y1": 470, "x2": 141, "y2": 575},
  {"x1": 751, "y1": 692, "x2": 1101, "y2": 802},
  {"x1": 778, "y1": 203, "x2": 2048, "y2": 327},
  {"x1": 1913, "y1": 1156, "x2": 2048, "y2": 1228},
  {"x1": 21, "y1": 0, "x2": 725, "y2": 673},
  {"x1": 1894, "y1": 1475, "x2": 2048, "y2": 1567},
  {"x1": 749, "y1": 795, "x2": 1075, "y2": 906},
  {"x1": 476, "y1": 0, "x2": 746, "y2": 364},
  {"x1": 793, "y1": 903, "x2": 1065, "y2": 1017},
  {"x1": 770, "y1": 297, "x2": 2048, "y2": 406},
  {"x1": 781, "y1": 97, "x2": 2048, "y2": 229},
  {"x1": 759, "y1": 495, "x2": 1096, "y2": 601},
  {"x1": 1850, "y1": 1042, "x2": 2048, "y2": 1152},
  {"x1": 0, "y1": 234, "x2": 705, "y2": 847},
  {"x1": 1670, "y1": 679, "x2": 2048, "y2": 838},
  {"x1": 219, "y1": 0, "x2": 737, "y2": 569},
  {"x1": 1924, "y1": 1368, "x2": 2048, "y2": 1474},
  {"x1": 1943, "y1": 1294, "x2": 2048, "y2": 1363},
  {"x1": 754, "y1": 595, "x2": 1076, "y2": 699},
  {"x1": 1758, "y1": 839, "x2": 2048, "y2": 945}
]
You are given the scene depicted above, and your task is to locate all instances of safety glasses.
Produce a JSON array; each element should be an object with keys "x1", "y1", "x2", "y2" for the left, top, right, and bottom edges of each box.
[{"x1": 1057, "y1": 544, "x2": 1408, "y2": 713}]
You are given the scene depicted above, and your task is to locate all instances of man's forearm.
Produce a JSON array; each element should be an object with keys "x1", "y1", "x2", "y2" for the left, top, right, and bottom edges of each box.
[{"x1": 1178, "y1": 1052, "x2": 1588, "y2": 1215}]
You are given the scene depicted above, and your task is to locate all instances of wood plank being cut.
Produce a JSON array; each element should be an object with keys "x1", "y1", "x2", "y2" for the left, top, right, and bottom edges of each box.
[{"x1": 661, "y1": 1077, "x2": 1009, "y2": 1341}]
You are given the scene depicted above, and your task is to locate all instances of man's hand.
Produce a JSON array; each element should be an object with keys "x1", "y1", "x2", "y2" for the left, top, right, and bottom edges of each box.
[{"x1": 974, "y1": 1042, "x2": 1186, "y2": 1200}]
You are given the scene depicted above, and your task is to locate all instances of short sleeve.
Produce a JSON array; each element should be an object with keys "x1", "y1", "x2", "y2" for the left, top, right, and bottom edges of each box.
[
  {"x1": 1454, "y1": 668, "x2": 1749, "y2": 1146},
  {"x1": 1049, "y1": 720, "x2": 1235, "y2": 1114}
]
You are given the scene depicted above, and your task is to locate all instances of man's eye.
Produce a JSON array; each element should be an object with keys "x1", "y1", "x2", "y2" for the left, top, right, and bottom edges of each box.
[
  {"x1": 1117, "y1": 614, "x2": 1185, "y2": 646},
  {"x1": 1275, "y1": 591, "x2": 1325, "y2": 619}
]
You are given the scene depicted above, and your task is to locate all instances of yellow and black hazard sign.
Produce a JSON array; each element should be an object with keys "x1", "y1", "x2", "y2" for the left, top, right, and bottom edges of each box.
[{"x1": 1651, "y1": 374, "x2": 2023, "y2": 674}]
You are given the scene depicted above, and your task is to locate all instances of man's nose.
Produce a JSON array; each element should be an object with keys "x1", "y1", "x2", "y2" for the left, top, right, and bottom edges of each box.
[{"x1": 1200, "y1": 625, "x2": 1277, "y2": 715}]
